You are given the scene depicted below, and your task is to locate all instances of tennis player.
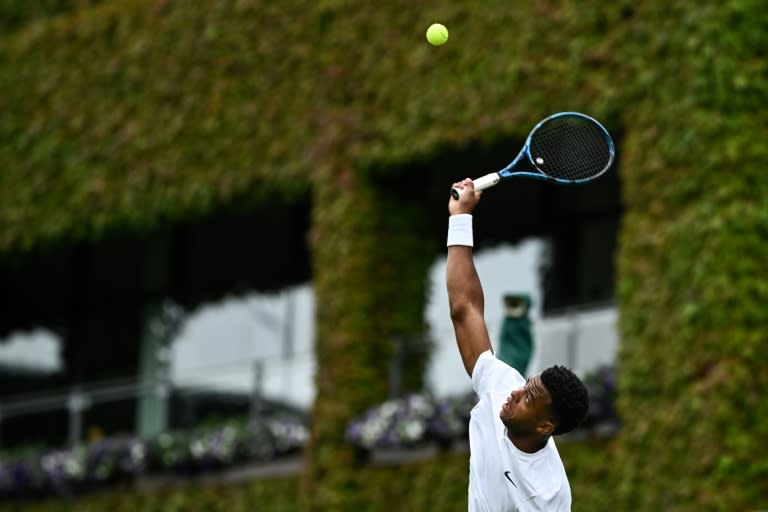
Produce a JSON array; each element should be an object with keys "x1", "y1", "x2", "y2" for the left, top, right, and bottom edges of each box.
[{"x1": 447, "y1": 178, "x2": 589, "y2": 511}]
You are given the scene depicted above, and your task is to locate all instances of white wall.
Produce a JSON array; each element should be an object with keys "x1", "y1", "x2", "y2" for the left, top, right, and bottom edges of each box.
[
  {"x1": 168, "y1": 240, "x2": 619, "y2": 407},
  {"x1": 0, "y1": 243, "x2": 619, "y2": 409}
]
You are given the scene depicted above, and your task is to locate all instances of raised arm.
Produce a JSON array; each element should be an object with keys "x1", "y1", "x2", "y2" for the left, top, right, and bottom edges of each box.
[{"x1": 446, "y1": 179, "x2": 493, "y2": 377}]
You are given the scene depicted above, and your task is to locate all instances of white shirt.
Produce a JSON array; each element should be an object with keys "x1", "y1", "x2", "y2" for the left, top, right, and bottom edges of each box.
[{"x1": 468, "y1": 351, "x2": 572, "y2": 511}]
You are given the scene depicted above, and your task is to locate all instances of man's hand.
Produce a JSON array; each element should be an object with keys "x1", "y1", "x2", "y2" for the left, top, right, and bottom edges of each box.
[{"x1": 449, "y1": 178, "x2": 482, "y2": 216}]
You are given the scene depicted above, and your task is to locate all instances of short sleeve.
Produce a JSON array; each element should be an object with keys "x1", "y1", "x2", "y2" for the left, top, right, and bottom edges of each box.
[{"x1": 471, "y1": 350, "x2": 525, "y2": 397}]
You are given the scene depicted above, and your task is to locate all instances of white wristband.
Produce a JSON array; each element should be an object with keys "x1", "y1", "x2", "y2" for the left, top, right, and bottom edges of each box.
[{"x1": 447, "y1": 214, "x2": 473, "y2": 247}]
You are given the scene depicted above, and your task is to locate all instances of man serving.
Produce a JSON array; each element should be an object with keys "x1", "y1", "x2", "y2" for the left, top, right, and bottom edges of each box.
[{"x1": 446, "y1": 178, "x2": 590, "y2": 511}]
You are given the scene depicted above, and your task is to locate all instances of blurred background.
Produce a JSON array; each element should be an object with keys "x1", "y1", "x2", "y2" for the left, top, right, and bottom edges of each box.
[{"x1": 0, "y1": 1, "x2": 765, "y2": 511}]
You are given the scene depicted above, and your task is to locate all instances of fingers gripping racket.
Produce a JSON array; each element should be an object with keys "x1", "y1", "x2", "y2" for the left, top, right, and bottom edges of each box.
[{"x1": 451, "y1": 112, "x2": 615, "y2": 199}]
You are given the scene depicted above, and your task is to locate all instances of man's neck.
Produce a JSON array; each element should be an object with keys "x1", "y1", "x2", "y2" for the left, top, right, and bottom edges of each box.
[{"x1": 506, "y1": 430, "x2": 549, "y2": 454}]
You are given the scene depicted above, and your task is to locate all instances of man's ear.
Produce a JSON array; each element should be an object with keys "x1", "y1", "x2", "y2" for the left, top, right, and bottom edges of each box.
[{"x1": 537, "y1": 419, "x2": 555, "y2": 436}]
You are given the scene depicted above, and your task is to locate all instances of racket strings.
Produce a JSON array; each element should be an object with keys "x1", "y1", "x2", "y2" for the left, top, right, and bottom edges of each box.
[{"x1": 529, "y1": 117, "x2": 612, "y2": 181}]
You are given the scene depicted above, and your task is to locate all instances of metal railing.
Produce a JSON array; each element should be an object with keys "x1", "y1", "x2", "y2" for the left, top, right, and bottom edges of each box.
[
  {"x1": 0, "y1": 303, "x2": 619, "y2": 449},
  {"x1": 0, "y1": 375, "x2": 169, "y2": 447}
]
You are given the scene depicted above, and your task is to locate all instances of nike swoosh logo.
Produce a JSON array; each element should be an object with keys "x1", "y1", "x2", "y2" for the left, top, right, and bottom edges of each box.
[{"x1": 504, "y1": 471, "x2": 518, "y2": 488}]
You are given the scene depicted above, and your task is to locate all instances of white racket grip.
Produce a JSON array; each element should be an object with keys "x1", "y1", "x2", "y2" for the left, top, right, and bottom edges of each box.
[{"x1": 451, "y1": 173, "x2": 501, "y2": 199}]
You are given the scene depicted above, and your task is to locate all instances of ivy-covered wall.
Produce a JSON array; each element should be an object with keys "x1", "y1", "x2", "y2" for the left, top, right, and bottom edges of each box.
[
  {"x1": 0, "y1": 0, "x2": 108, "y2": 35},
  {"x1": 0, "y1": 1, "x2": 620, "y2": 252},
  {"x1": 0, "y1": 440, "x2": 614, "y2": 512},
  {"x1": 1, "y1": 0, "x2": 766, "y2": 510},
  {"x1": 305, "y1": 151, "x2": 435, "y2": 509},
  {"x1": 614, "y1": 2, "x2": 768, "y2": 510},
  {"x1": 0, "y1": 0, "x2": 319, "y2": 251}
]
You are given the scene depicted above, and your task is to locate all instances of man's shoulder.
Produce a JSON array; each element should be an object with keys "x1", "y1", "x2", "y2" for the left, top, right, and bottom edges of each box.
[{"x1": 472, "y1": 351, "x2": 525, "y2": 394}]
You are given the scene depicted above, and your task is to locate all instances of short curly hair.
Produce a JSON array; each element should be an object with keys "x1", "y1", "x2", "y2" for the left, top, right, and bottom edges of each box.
[{"x1": 540, "y1": 365, "x2": 589, "y2": 435}]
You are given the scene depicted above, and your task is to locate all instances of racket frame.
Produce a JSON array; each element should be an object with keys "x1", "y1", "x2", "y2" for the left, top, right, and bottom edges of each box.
[{"x1": 451, "y1": 112, "x2": 615, "y2": 199}]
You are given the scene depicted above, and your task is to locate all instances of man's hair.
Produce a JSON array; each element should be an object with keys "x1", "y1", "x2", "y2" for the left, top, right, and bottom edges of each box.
[{"x1": 540, "y1": 365, "x2": 589, "y2": 436}]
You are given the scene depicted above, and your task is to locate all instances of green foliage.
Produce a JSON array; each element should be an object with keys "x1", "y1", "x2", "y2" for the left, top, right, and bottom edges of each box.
[
  {"x1": 2, "y1": 0, "x2": 768, "y2": 509},
  {"x1": 0, "y1": 440, "x2": 614, "y2": 512},
  {"x1": 304, "y1": 164, "x2": 435, "y2": 509},
  {"x1": 0, "y1": 0, "x2": 108, "y2": 34},
  {"x1": 614, "y1": 1, "x2": 768, "y2": 509},
  {"x1": 0, "y1": 0, "x2": 619, "y2": 252},
  {"x1": 1, "y1": 0, "x2": 317, "y2": 251}
]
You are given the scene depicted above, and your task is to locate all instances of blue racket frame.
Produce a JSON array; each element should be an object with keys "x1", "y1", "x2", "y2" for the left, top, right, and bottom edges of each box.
[
  {"x1": 500, "y1": 111, "x2": 615, "y2": 184},
  {"x1": 451, "y1": 112, "x2": 615, "y2": 199}
]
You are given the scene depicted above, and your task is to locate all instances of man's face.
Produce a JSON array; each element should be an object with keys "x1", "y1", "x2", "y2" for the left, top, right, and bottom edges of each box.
[{"x1": 499, "y1": 373, "x2": 554, "y2": 435}]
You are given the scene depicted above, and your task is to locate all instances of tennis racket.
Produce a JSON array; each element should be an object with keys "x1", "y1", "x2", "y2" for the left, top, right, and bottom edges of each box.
[{"x1": 451, "y1": 112, "x2": 615, "y2": 199}]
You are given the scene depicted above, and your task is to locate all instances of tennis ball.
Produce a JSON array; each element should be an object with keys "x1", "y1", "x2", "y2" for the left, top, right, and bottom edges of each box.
[{"x1": 426, "y1": 23, "x2": 448, "y2": 46}]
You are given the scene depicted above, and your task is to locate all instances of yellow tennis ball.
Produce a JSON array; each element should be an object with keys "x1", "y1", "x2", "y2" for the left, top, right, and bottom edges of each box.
[{"x1": 426, "y1": 23, "x2": 448, "y2": 46}]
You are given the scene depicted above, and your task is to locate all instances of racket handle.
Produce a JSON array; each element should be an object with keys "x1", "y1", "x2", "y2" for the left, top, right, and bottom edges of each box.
[{"x1": 451, "y1": 173, "x2": 501, "y2": 199}]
